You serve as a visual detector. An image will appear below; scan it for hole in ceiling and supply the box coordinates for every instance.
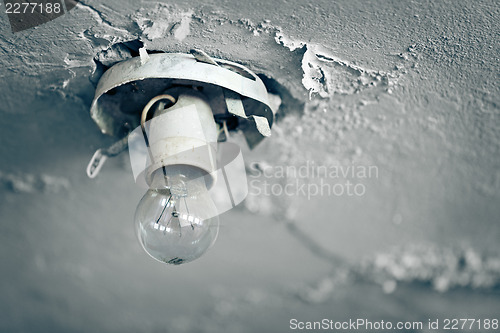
[257,74,304,121]
[90,40,304,137]
[91,39,166,86]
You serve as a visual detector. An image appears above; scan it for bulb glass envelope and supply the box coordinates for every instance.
[90,52,274,148]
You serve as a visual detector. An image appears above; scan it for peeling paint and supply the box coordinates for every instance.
[64,53,94,69]
[361,244,500,293]
[273,30,399,98]
[0,171,70,194]
[295,244,500,304]
[173,14,192,41]
[75,1,130,37]
[134,5,193,42]
[94,43,133,67]
[274,29,305,51]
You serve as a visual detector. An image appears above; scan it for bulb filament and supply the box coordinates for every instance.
[153,193,198,237]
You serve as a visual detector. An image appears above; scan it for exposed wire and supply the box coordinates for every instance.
[222,120,230,141]
[140,94,177,148]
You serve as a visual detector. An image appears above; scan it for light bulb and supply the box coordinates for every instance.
[134,167,219,265]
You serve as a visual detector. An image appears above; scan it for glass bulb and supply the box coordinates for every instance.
[134,168,219,265]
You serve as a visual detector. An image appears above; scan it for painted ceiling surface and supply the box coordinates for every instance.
[0,0,499,332]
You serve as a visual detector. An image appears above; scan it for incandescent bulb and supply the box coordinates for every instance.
[134,167,219,265]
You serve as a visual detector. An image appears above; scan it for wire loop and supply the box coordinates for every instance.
[140,94,177,147]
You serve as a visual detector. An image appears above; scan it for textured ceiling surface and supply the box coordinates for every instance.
[0,0,499,332]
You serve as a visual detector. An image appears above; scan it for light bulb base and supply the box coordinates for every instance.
[144,88,218,189]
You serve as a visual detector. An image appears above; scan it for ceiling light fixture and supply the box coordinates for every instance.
[86,49,274,265]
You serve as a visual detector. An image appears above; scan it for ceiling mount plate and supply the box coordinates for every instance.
[90,51,274,148]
